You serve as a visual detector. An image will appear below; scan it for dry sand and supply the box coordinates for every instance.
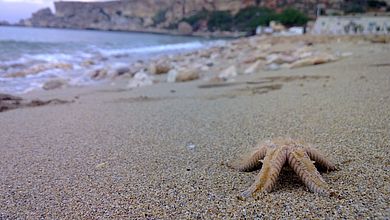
[0,37,389,219]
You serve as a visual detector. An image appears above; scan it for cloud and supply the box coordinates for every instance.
[0,1,51,22]
[0,0,107,2]
[0,0,109,22]
[0,0,50,3]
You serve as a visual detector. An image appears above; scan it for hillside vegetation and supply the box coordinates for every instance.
[181,7,309,33]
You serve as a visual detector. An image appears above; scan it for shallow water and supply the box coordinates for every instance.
[0,26,219,93]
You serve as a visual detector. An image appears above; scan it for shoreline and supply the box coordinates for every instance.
[0,26,228,94]
[2,33,389,95]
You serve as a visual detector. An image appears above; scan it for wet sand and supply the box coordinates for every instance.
[0,37,389,219]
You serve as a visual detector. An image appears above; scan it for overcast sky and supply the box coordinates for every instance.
[0,0,107,23]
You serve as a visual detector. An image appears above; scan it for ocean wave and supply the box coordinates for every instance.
[97,40,224,57]
[0,40,62,45]
[0,52,91,72]
[0,38,225,94]
[23,53,77,63]
[0,40,224,66]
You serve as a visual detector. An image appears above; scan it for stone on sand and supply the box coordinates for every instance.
[289,53,337,69]
[114,66,130,76]
[81,60,95,67]
[5,63,73,78]
[42,79,67,90]
[218,65,237,79]
[244,60,264,74]
[149,62,171,75]
[174,69,200,82]
[266,54,297,64]
[90,68,108,80]
[243,52,268,64]
[127,71,154,88]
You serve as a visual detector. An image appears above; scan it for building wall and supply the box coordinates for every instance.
[312,16,390,35]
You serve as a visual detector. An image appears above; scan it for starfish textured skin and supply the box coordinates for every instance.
[232,138,336,200]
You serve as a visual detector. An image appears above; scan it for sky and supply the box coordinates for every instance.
[0,0,106,23]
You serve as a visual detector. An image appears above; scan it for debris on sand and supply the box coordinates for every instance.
[0,93,72,113]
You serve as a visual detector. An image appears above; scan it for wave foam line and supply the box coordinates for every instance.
[98,40,225,57]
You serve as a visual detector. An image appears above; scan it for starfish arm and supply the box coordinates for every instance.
[238,146,287,200]
[287,147,331,196]
[230,145,268,172]
[304,146,336,171]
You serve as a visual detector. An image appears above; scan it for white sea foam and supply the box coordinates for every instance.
[0,57,31,67]
[98,41,223,57]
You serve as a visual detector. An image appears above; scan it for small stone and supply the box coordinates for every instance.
[174,69,200,82]
[167,69,178,83]
[186,142,196,150]
[53,63,73,70]
[289,53,337,69]
[115,66,130,76]
[42,79,67,90]
[267,63,280,71]
[127,71,154,88]
[218,65,237,79]
[243,53,268,64]
[149,62,171,75]
[81,59,95,67]
[90,68,108,80]
[244,60,264,74]
[95,162,107,169]
[5,63,72,78]
[266,54,296,65]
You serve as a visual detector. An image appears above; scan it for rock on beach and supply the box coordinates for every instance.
[218,65,238,80]
[149,62,171,75]
[127,71,154,88]
[244,60,264,74]
[90,68,108,80]
[42,79,68,90]
[166,67,200,82]
[5,63,73,78]
[289,53,338,69]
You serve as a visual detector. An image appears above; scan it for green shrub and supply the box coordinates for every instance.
[166,22,178,30]
[153,10,167,26]
[179,6,311,32]
[329,11,342,16]
[234,6,276,32]
[367,0,387,8]
[182,9,209,30]
[275,8,309,27]
[344,3,366,14]
[207,11,233,31]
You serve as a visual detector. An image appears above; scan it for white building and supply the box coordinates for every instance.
[312,16,390,35]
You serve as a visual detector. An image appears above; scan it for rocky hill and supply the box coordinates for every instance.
[21,0,344,35]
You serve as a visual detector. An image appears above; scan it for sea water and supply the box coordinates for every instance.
[0,26,220,93]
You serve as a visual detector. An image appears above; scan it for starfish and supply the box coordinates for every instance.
[231,138,336,200]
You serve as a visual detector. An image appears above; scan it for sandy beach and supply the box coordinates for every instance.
[0,35,389,219]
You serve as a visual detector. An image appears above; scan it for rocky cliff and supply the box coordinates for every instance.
[22,0,344,34]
